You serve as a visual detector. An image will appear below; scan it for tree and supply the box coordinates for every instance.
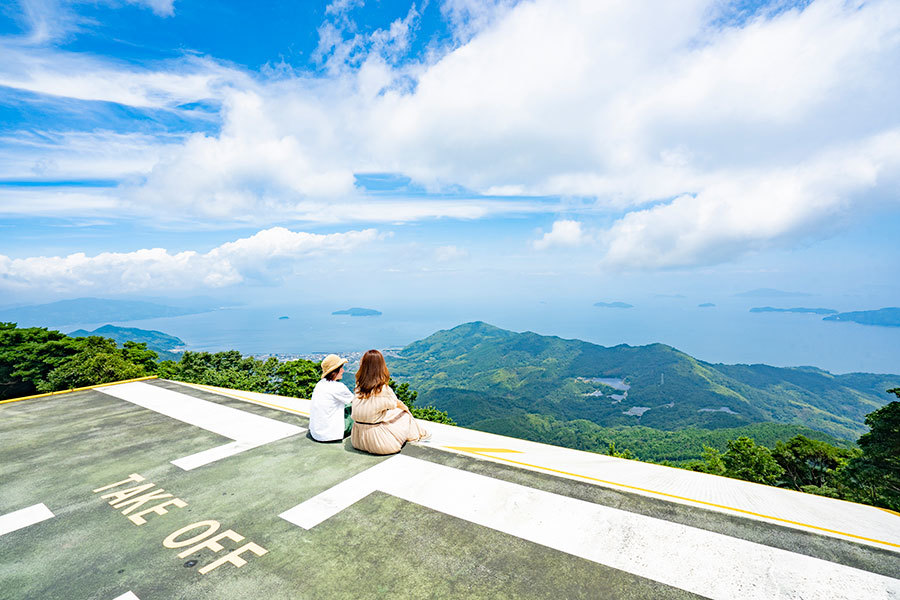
[121,341,159,374]
[41,336,146,391]
[390,379,456,425]
[722,436,785,485]
[275,359,320,399]
[606,441,633,459]
[841,390,900,510]
[772,434,856,490]
[0,323,81,399]
[689,444,727,475]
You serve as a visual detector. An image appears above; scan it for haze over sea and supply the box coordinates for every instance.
[59,297,900,375]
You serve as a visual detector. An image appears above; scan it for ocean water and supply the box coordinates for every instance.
[60,298,900,375]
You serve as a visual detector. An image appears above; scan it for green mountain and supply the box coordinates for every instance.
[68,324,185,361]
[389,322,899,442]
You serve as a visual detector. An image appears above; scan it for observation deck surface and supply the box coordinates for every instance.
[1,378,898,599]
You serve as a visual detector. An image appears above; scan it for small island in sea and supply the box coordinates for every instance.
[278,316,290,320]
[698,302,716,308]
[332,307,382,317]
[824,307,900,327]
[750,307,837,315]
[594,301,633,309]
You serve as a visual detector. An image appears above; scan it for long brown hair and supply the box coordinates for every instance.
[355,349,390,398]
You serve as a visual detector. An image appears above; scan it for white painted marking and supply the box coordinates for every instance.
[112,592,140,600]
[96,382,305,470]
[423,421,900,550]
[0,503,54,536]
[280,455,900,600]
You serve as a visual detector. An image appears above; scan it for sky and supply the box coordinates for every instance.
[1,0,899,311]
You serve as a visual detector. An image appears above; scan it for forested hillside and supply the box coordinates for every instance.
[389,322,899,441]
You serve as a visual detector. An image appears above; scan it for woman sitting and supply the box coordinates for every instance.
[351,349,429,455]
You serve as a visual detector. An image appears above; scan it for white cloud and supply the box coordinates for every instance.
[0,227,379,293]
[0,45,242,108]
[533,220,589,250]
[127,0,175,18]
[434,245,469,261]
[2,0,900,268]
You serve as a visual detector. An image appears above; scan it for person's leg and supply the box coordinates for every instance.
[343,405,353,438]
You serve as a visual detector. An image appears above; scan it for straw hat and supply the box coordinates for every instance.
[321,354,348,377]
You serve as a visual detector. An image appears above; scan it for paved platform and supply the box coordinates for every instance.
[1,379,898,599]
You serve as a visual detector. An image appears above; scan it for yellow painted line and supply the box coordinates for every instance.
[877,507,900,518]
[179,382,310,417]
[445,446,524,454]
[446,447,900,550]
[0,376,159,405]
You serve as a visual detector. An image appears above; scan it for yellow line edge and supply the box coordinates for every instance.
[451,448,900,550]
[0,375,159,405]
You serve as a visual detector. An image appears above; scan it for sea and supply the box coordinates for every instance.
[56,297,900,375]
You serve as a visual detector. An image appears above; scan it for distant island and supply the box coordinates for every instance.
[332,307,382,317]
[824,307,900,328]
[68,324,185,361]
[278,316,290,320]
[594,301,633,309]
[750,307,837,315]
[735,288,812,298]
[698,303,716,308]
[0,297,215,327]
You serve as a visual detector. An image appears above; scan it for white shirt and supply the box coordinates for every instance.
[309,379,355,441]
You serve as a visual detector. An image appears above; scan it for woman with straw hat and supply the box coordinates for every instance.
[351,349,429,455]
[309,354,354,443]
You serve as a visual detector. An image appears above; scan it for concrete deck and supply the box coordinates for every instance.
[1,379,898,599]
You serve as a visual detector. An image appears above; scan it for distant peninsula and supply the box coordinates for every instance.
[698,303,716,308]
[594,302,633,309]
[68,324,185,361]
[332,307,382,317]
[824,307,900,328]
[750,307,837,315]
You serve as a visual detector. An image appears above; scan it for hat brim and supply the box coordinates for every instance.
[322,358,349,376]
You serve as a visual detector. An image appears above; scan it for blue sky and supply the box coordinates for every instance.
[1,0,899,310]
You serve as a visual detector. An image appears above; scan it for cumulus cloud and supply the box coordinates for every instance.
[0,227,379,293]
[2,0,900,267]
[533,220,589,250]
[599,130,900,268]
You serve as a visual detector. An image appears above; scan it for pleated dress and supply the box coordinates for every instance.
[350,385,428,455]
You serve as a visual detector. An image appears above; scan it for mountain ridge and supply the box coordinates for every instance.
[389,321,899,441]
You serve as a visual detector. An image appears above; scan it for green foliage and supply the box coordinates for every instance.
[690,445,726,475]
[390,322,899,440]
[42,336,146,391]
[275,360,320,399]
[606,441,632,459]
[159,350,321,398]
[0,322,81,399]
[840,390,900,510]
[722,437,785,485]
[772,434,857,490]
[389,379,456,425]
[0,324,152,397]
[121,341,160,373]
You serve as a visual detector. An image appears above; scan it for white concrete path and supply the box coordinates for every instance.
[279,454,899,600]
[96,382,305,470]
[172,381,900,551]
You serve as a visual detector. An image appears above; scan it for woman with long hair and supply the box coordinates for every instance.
[351,349,430,454]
